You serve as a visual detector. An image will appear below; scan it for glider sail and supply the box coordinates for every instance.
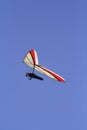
[35,65,65,82]
[23,49,39,68]
[23,50,65,82]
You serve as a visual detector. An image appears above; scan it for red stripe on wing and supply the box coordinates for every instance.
[29,50,36,65]
[37,65,65,82]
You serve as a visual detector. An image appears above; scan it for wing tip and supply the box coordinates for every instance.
[58,78,66,82]
[62,79,66,82]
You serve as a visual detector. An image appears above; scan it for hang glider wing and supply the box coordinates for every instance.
[35,65,65,82]
[23,49,39,68]
[23,50,65,82]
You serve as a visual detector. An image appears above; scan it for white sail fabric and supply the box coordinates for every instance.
[23,49,39,68]
[35,65,65,82]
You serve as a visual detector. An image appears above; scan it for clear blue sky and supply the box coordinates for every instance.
[0,0,87,129]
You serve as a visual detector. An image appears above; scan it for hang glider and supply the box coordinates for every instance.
[23,49,65,82]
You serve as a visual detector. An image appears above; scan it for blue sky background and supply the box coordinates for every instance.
[0,0,87,129]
